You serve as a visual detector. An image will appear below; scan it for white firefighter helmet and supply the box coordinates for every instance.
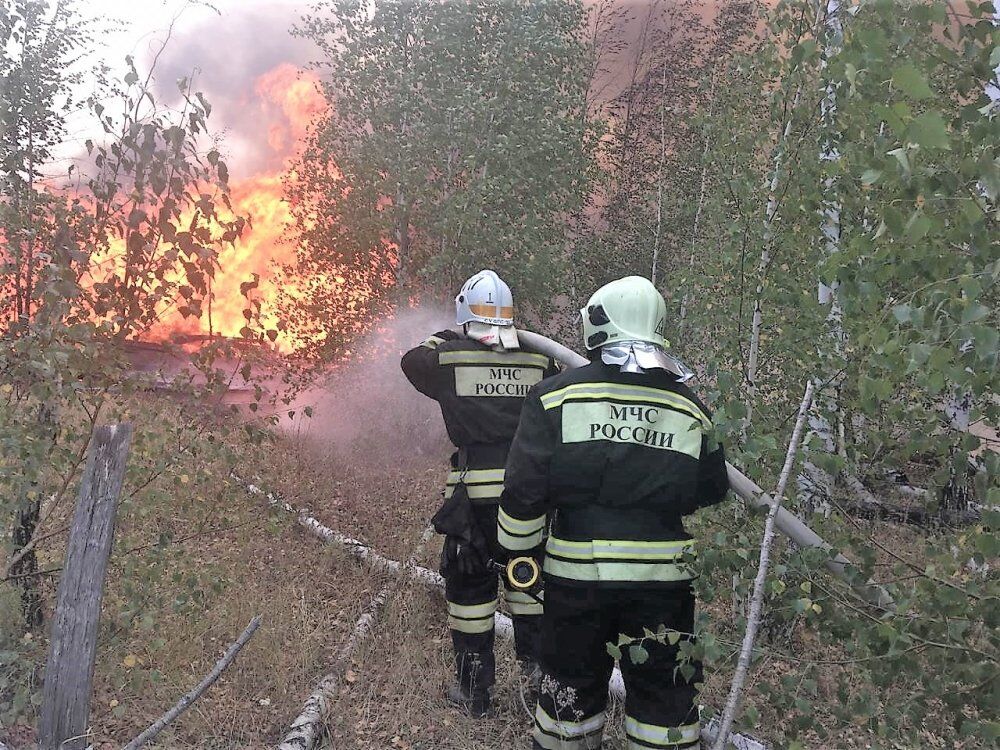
[456,270,514,327]
[581,276,667,350]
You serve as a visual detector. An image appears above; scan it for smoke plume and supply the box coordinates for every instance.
[281,307,454,472]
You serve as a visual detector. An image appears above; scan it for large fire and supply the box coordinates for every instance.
[152,63,330,349]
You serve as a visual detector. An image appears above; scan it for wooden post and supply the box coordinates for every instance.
[38,423,133,750]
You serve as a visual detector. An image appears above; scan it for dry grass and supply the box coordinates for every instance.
[2,396,985,749]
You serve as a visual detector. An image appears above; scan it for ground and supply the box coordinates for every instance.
[0,396,989,749]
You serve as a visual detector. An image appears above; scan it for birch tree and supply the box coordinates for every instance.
[283,0,593,362]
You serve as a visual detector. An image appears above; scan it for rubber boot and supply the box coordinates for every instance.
[445,682,491,718]
[519,658,542,695]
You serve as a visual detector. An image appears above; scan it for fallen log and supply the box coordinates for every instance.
[840,473,981,526]
[235,476,766,749]
[517,329,893,608]
[236,476,443,587]
[277,586,392,750]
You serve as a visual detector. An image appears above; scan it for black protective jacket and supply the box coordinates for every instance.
[400,330,560,495]
[498,360,730,588]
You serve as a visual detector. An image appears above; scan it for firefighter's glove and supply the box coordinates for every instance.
[432,483,490,577]
[434,329,463,342]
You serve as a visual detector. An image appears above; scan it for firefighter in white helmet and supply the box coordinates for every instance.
[499,276,730,749]
[401,270,559,716]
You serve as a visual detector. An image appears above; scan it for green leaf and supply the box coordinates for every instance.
[908,112,950,150]
[904,211,931,241]
[971,325,998,360]
[861,168,882,185]
[961,303,990,324]
[628,644,649,665]
[887,147,911,176]
[892,64,934,100]
[605,643,622,660]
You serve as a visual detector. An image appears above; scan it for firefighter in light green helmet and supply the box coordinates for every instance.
[499,276,730,750]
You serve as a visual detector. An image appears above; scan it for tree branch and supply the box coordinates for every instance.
[712,380,815,750]
[121,616,261,750]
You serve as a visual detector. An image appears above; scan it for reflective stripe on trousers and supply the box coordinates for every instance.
[533,705,605,750]
[447,598,497,634]
[625,716,701,749]
[505,588,543,616]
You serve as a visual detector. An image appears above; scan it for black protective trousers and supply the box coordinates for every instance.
[533,582,702,750]
[443,503,542,696]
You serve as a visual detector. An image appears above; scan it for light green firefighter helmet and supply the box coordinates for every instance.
[580,276,668,351]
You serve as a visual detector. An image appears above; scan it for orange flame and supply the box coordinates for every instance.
[149,64,329,350]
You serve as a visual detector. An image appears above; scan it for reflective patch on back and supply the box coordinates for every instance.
[455,366,544,398]
[561,401,702,457]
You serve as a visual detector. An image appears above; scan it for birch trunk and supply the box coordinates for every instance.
[649,63,669,286]
[276,526,435,750]
[743,86,803,437]
[123,617,261,750]
[678,73,716,331]
[711,382,815,750]
[797,0,845,516]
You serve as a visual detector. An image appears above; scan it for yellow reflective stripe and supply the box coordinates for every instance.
[539,383,709,427]
[498,525,544,551]
[546,537,695,561]
[534,729,600,750]
[445,484,503,500]
[625,717,701,746]
[534,706,605,749]
[420,335,446,349]
[536,705,606,738]
[506,599,543,616]
[506,587,543,615]
[543,557,695,583]
[469,303,514,318]
[447,469,506,485]
[440,351,550,368]
[498,507,546,534]
[505,589,543,604]
[448,615,495,634]
[447,598,498,619]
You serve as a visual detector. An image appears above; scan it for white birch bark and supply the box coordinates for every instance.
[797,0,846,516]
[743,86,803,436]
[711,382,815,750]
[276,527,436,750]
[650,63,670,286]
[123,617,262,750]
[678,73,717,329]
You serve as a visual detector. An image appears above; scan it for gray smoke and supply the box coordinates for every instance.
[143,1,318,175]
[281,307,453,472]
